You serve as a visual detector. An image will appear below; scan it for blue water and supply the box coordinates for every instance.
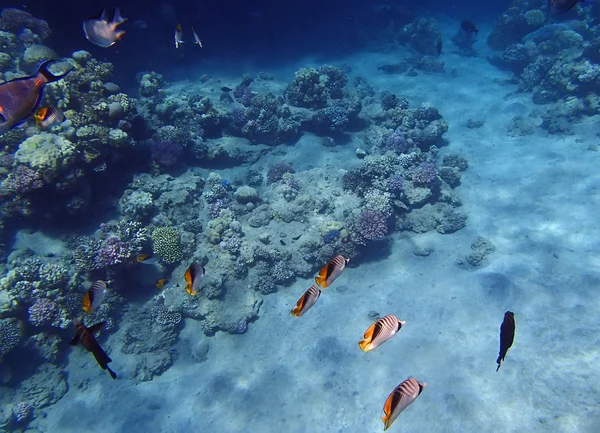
[1,1,600,432]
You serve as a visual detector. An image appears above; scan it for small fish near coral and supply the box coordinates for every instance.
[34,106,65,129]
[0,60,71,136]
[83,8,128,48]
[496,311,515,371]
[137,253,159,265]
[70,319,117,379]
[382,378,426,431]
[291,285,321,317]
[314,255,350,288]
[358,314,405,352]
[82,280,109,314]
[460,20,478,33]
[184,261,205,296]
[156,278,169,289]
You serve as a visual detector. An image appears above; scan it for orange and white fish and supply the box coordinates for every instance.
[0,60,71,136]
[175,23,184,48]
[137,253,158,265]
[82,280,108,314]
[382,378,426,431]
[83,8,128,48]
[359,314,405,352]
[192,26,203,47]
[314,255,349,288]
[184,261,205,296]
[70,319,117,379]
[34,106,64,129]
[291,285,321,317]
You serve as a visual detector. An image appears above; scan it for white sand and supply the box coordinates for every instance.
[39,26,600,433]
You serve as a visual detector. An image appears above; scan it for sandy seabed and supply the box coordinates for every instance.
[38,25,600,433]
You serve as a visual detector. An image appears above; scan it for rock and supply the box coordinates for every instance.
[72,50,91,64]
[356,148,367,159]
[234,186,259,204]
[108,101,125,121]
[23,44,57,68]
[103,82,120,94]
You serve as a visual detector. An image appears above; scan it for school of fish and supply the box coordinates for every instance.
[290,254,516,430]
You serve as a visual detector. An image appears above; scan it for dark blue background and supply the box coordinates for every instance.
[4,0,511,85]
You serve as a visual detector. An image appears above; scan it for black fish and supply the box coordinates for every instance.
[0,60,71,136]
[70,319,117,379]
[496,311,515,372]
[460,20,478,33]
[221,86,232,92]
[280,239,286,246]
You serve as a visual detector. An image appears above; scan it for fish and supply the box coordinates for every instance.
[137,253,158,265]
[280,239,286,246]
[175,23,184,48]
[33,106,64,129]
[83,8,128,48]
[69,319,117,379]
[549,0,596,13]
[192,26,203,47]
[436,33,443,55]
[382,378,426,431]
[314,255,350,288]
[460,20,478,33]
[221,86,232,92]
[291,285,321,317]
[184,261,205,296]
[358,314,405,352]
[496,311,515,371]
[0,60,71,136]
[82,280,108,314]
[156,278,168,289]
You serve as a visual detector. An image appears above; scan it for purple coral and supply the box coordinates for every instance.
[382,131,410,154]
[28,298,60,328]
[411,162,439,186]
[2,165,44,195]
[267,162,295,184]
[386,174,404,194]
[93,236,128,268]
[208,197,231,219]
[355,210,390,241]
[150,140,183,167]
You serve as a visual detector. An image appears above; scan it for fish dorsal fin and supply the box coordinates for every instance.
[88,322,106,335]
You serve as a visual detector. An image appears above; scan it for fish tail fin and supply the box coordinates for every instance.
[114,8,128,24]
[496,364,501,372]
[38,60,72,84]
[314,275,325,287]
[107,366,118,379]
[69,335,80,346]
[358,340,370,352]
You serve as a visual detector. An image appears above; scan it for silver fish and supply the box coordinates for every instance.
[83,8,128,48]
[175,23,184,48]
[192,26,203,47]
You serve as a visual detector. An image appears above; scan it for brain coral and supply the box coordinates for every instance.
[152,226,183,264]
[15,133,76,182]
